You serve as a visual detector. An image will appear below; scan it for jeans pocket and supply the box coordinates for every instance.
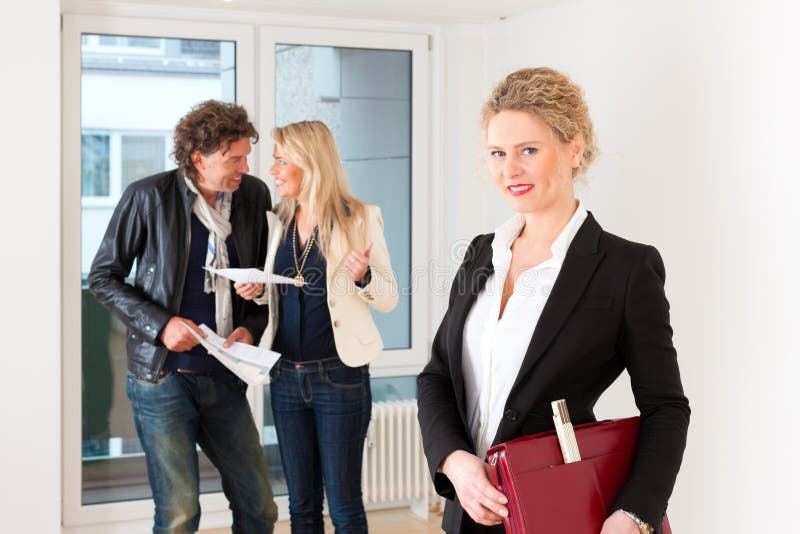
[324,365,366,390]
[129,369,176,388]
[156,370,177,385]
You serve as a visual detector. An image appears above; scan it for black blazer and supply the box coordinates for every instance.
[417,212,689,534]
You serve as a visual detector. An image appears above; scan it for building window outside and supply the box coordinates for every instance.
[81,132,170,201]
[81,134,110,197]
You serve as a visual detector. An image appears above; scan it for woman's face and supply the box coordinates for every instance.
[486,110,581,216]
[269,146,305,200]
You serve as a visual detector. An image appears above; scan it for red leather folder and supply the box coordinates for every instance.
[487,417,671,534]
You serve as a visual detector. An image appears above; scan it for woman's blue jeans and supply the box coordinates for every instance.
[269,357,372,534]
[126,370,278,534]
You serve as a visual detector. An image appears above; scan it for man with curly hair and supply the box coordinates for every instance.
[89,100,278,533]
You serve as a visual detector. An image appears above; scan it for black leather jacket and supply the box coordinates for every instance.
[88,170,271,382]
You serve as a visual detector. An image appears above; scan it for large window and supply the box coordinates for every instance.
[63,16,255,527]
[274,44,412,350]
[80,32,236,506]
[260,27,430,379]
[64,16,429,530]
[257,26,430,502]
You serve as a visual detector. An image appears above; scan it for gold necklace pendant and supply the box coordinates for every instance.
[291,211,317,288]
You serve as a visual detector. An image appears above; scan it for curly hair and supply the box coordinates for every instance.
[173,100,259,181]
[481,67,597,178]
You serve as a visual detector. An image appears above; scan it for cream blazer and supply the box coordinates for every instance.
[257,205,398,367]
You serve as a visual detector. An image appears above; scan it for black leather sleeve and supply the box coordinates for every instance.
[612,245,690,529]
[87,186,172,344]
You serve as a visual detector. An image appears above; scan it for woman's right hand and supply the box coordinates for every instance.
[234,282,265,301]
[440,450,509,526]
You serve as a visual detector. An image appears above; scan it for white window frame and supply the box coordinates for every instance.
[81,34,168,56]
[259,26,431,381]
[64,13,435,532]
[62,14,256,529]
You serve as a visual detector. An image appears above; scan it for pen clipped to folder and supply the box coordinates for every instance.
[551,399,582,464]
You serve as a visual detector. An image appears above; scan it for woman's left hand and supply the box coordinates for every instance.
[344,241,373,284]
[600,510,641,534]
[234,282,265,301]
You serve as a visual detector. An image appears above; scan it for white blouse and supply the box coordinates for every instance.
[461,203,588,458]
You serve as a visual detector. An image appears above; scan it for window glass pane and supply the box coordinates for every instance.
[266,44,413,497]
[81,134,110,196]
[80,33,237,505]
[120,135,167,191]
[274,45,412,350]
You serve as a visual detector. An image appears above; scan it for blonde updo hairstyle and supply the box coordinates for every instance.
[481,67,597,179]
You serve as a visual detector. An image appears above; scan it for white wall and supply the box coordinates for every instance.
[482,0,800,531]
[0,0,62,531]
[433,24,491,322]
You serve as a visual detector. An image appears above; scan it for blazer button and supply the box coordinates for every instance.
[504,409,518,422]
[333,320,340,328]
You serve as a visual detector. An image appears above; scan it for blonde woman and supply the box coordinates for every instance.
[417,68,689,534]
[236,120,397,534]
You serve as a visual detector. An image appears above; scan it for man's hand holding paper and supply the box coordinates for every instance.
[161,316,206,352]
[180,321,280,385]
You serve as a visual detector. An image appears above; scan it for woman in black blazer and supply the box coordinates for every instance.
[417,67,689,534]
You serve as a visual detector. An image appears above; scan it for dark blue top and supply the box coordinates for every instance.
[164,214,239,372]
[272,226,338,362]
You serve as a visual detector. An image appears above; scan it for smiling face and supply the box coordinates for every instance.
[269,146,305,200]
[486,110,583,216]
[192,136,251,202]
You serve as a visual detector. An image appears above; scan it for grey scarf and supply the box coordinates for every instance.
[184,177,233,337]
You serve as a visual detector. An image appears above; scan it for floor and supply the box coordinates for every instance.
[200,507,443,533]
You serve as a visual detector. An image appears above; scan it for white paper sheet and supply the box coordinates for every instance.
[204,267,302,286]
[180,322,281,385]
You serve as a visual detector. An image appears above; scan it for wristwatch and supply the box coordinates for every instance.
[620,510,654,534]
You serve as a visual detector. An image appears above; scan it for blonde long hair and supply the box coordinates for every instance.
[273,120,366,259]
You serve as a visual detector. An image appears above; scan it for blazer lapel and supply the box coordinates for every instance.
[447,236,494,423]
[508,212,605,395]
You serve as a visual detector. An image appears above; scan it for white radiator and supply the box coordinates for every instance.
[362,400,436,518]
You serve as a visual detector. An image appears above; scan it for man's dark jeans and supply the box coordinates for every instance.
[126,370,278,534]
